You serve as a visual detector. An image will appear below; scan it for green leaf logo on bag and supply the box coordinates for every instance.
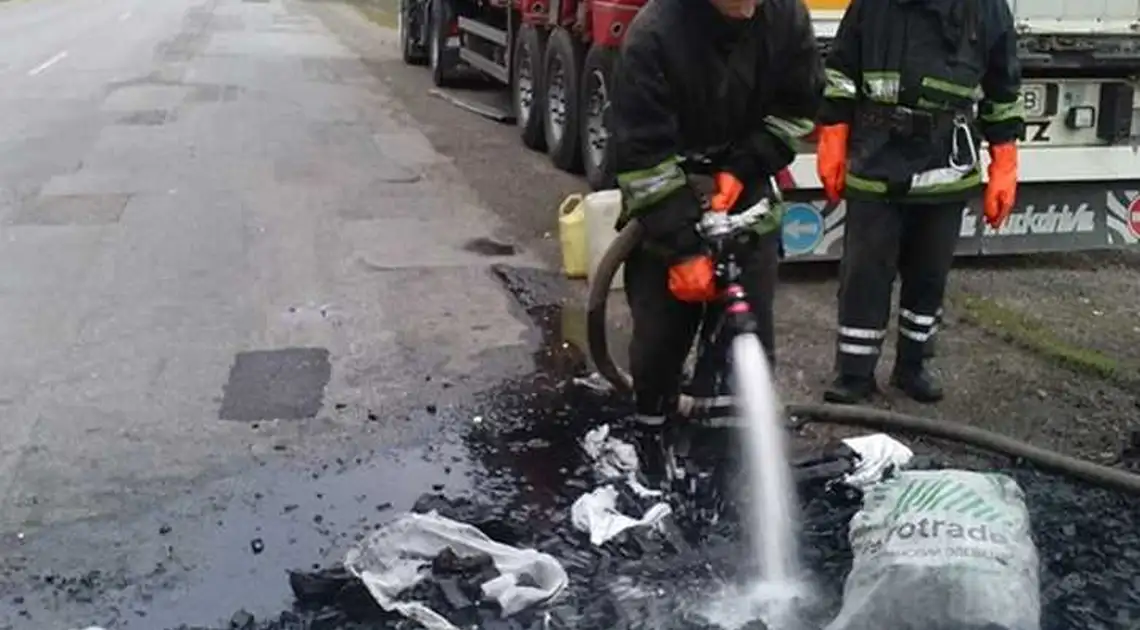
[849,470,1035,557]
[889,478,1012,524]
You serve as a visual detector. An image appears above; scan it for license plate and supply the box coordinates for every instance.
[1020,84,1047,119]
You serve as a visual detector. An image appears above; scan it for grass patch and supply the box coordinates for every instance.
[951,290,1136,384]
[348,0,398,29]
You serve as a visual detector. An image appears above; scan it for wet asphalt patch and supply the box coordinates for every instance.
[9,193,132,226]
[115,110,174,126]
[219,347,332,421]
[190,343,1140,630]
[463,238,517,257]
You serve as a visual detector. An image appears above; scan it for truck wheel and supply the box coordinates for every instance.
[399,0,428,65]
[429,0,457,87]
[542,28,584,173]
[580,45,616,190]
[513,25,547,151]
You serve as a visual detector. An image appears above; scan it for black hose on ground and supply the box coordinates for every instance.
[586,220,641,396]
[585,218,1140,496]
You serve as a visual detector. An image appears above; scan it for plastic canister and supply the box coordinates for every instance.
[558,193,587,279]
[584,189,624,290]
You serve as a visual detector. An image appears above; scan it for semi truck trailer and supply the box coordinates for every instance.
[396,0,1140,261]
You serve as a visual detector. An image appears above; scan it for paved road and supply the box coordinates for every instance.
[0,0,546,621]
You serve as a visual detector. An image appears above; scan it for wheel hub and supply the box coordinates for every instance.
[547,59,566,145]
[430,17,439,69]
[398,2,407,49]
[585,68,609,169]
[516,48,533,126]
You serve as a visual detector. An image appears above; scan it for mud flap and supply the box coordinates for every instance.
[428,88,514,123]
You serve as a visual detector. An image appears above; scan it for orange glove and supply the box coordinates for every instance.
[668,256,717,302]
[710,172,744,213]
[816,124,849,203]
[984,143,1018,229]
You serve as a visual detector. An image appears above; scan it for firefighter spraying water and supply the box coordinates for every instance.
[585,177,1140,630]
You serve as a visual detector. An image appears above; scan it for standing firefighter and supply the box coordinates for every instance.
[609,0,824,426]
[817,0,1023,404]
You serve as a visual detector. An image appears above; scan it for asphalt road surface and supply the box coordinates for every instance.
[1,0,1138,628]
[0,0,552,626]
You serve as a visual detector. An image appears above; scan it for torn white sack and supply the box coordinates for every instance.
[840,433,914,489]
[344,511,568,630]
[572,371,614,394]
[581,424,661,498]
[570,485,672,546]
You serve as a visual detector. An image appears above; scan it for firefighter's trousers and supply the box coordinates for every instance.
[623,232,779,421]
[835,199,961,377]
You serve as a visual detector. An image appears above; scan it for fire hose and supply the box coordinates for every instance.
[585,217,1140,496]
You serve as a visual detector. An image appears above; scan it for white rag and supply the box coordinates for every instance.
[570,485,673,546]
[345,511,568,630]
[581,425,662,498]
[840,433,914,489]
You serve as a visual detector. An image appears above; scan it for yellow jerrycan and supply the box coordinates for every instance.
[558,193,588,279]
[584,189,624,290]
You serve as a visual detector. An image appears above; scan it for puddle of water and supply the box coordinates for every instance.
[113,438,475,630]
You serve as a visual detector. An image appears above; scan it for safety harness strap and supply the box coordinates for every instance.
[846,168,982,197]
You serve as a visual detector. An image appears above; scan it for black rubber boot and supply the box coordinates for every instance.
[823,374,877,404]
[890,364,944,403]
[923,335,937,359]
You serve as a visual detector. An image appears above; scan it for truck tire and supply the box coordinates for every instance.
[513,25,547,151]
[399,0,428,65]
[542,28,584,173]
[429,0,457,87]
[580,45,616,190]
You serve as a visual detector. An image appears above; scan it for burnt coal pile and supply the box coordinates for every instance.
[186,369,1140,630]
[195,453,1140,630]
[195,437,1140,630]
[1011,467,1140,629]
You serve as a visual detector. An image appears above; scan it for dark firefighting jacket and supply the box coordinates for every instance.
[818,0,1024,203]
[608,0,825,254]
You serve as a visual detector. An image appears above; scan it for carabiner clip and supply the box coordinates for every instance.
[948,114,979,173]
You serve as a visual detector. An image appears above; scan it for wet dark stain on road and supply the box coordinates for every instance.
[463,238,517,257]
[219,348,333,422]
[3,266,1139,630]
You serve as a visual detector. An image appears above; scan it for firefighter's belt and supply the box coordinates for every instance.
[856,102,969,139]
